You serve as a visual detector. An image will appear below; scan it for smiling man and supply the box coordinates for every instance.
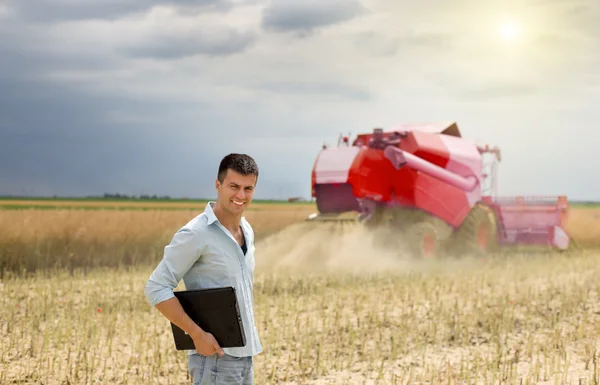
[144,153,262,385]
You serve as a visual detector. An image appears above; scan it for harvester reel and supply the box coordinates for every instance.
[449,203,498,257]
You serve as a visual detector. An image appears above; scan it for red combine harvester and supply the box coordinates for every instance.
[308,123,570,258]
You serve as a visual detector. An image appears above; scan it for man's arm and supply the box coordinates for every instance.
[144,227,224,356]
[155,297,202,336]
[155,298,224,356]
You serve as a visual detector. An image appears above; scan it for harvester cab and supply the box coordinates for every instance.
[308,122,570,258]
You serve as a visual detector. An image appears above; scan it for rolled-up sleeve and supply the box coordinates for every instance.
[144,227,202,307]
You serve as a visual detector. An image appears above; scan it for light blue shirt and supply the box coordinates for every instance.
[144,201,263,357]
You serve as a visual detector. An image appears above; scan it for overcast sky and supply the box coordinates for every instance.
[1,0,598,200]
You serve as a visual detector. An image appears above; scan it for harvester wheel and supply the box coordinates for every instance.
[405,221,444,259]
[365,207,453,258]
[450,204,498,257]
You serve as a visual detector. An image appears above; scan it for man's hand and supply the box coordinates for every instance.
[191,330,225,357]
[154,297,225,357]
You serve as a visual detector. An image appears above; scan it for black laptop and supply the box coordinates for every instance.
[170,286,246,350]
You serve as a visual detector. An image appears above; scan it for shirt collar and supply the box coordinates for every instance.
[204,201,219,225]
[204,201,246,227]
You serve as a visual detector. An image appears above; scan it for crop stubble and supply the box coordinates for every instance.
[1,203,600,384]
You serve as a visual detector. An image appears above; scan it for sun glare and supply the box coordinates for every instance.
[498,20,520,41]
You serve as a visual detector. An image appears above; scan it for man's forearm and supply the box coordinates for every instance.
[155,297,205,339]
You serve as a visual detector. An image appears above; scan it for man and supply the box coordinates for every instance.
[144,153,262,385]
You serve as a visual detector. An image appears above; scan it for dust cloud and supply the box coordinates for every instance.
[254,220,418,276]
[253,219,510,278]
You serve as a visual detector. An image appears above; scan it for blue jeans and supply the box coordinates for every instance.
[188,353,254,385]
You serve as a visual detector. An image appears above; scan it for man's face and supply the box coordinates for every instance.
[215,169,257,214]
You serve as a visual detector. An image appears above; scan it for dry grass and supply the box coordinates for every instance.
[1,202,600,384]
[0,204,316,277]
[566,207,600,249]
[2,240,600,384]
[0,204,598,277]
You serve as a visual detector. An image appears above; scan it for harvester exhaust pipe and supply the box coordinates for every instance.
[383,146,479,192]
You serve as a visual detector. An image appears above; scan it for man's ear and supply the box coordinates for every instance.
[215,179,220,190]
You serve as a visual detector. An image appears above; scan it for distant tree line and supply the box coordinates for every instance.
[102,193,172,200]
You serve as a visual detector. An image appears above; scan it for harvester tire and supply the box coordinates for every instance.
[450,204,498,257]
[365,207,453,258]
[404,221,445,259]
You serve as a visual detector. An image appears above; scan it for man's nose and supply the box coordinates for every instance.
[235,189,246,199]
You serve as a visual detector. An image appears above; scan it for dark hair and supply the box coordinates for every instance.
[217,153,259,183]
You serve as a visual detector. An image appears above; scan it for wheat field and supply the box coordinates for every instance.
[1,203,600,384]
[0,203,316,277]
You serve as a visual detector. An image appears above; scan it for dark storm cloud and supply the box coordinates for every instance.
[0,86,137,196]
[8,0,235,22]
[261,0,366,34]
[0,20,227,197]
[0,32,308,198]
[1,42,120,84]
[0,3,265,197]
[0,76,234,197]
[0,76,325,198]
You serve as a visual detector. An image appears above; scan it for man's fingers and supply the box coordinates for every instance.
[213,343,225,357]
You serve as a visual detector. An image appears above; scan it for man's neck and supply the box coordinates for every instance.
[213,203,242,233]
